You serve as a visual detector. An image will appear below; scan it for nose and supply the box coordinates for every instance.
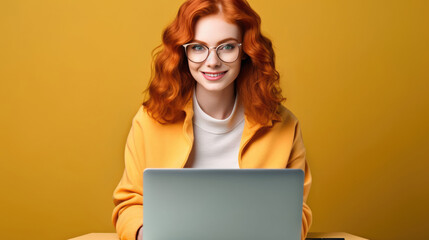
[205,49,221,68]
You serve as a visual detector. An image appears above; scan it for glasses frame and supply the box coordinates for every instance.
[182,42,243,63]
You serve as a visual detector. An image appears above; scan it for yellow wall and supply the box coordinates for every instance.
[0,0,428,239]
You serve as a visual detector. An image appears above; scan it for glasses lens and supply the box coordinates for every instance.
[185,44,208,63]
[185,43,241,63]
[217,43,240,63]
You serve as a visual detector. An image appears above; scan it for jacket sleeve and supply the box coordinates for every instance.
[286,121,312,240]
[112,108,146,240]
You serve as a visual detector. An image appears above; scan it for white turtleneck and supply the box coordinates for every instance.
[186,91,245,168]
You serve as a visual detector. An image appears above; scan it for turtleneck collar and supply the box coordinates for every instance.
[192,90,245,134]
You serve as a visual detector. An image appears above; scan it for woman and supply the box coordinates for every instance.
[112,0,312,239]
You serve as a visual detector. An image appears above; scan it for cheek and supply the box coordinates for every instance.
[188,61,199,72]
[229,61,242,76]
[188,61,200,80]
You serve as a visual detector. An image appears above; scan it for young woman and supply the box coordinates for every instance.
[112,0,312,239]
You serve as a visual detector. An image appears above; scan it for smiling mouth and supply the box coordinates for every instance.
[202,71,228,77]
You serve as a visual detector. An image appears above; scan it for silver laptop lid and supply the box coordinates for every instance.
[143,169,304,240]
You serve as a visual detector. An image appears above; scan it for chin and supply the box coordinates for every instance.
[198,81,234,93]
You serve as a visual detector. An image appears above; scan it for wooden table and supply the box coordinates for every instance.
[69,232,369,240]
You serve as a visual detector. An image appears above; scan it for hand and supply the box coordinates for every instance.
[136,226,143,240]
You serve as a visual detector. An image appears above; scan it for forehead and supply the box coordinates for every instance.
[193,14,242,45]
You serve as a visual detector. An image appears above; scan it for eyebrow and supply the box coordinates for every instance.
[192,38,240,45]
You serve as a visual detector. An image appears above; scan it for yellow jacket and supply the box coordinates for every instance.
[112,100,312,240]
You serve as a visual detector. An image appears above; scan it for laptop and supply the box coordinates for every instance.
[143,169,304,240]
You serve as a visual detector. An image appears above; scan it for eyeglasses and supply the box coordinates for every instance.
[182,42,242,63]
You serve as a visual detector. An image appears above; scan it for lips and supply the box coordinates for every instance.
[201,71,228,80]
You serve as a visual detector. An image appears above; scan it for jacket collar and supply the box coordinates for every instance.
[182,99,194,144]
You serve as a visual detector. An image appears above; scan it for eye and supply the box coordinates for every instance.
[191,44,205,51]
[219,43,236,51]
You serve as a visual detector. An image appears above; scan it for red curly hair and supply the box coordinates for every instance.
[143,0,284,124]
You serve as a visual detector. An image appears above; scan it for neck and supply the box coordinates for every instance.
[195,84,235,120]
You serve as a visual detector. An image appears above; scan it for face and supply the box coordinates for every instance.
[187,14,242,96]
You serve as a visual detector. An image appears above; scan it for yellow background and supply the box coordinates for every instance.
[1,0,428,239]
